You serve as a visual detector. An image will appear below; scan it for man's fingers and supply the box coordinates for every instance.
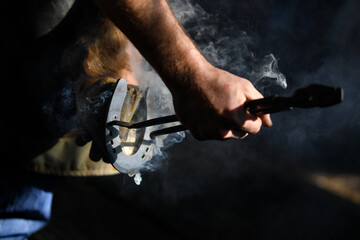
[260,114,273,127]
[242,117,262,135]
[243,84,273,129]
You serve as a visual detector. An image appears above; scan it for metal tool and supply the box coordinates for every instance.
[244,84,344,116]
[108,83,344,137]
[105,80,343,173]
[107,114,187,139]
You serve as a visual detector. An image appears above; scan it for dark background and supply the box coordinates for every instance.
[31,0,360,239]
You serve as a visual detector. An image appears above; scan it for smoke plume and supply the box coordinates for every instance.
[168,0,287,92]
[135,0,287,172]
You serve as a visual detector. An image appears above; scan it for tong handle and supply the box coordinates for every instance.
[244,84,343,116]
[149,125,187,138]
[108,84,343,137]
[244,96,293,116]
[149,96,283,137]
[107,115,179,128]
[107,114,185,138]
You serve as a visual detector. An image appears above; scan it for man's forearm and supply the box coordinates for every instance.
[95,0,210,93]
[95,0,272,140]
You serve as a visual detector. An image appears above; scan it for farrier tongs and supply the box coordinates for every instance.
[107,84,344,138]
[107,114,186,139]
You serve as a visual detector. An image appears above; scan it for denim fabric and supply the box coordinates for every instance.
[0,174,53,240]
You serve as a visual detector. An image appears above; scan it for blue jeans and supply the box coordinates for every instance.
[0,173,53,240]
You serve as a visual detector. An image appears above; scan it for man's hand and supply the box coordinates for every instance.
[172,64,272,140]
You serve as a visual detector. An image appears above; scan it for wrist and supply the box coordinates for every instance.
[161,46,214,95]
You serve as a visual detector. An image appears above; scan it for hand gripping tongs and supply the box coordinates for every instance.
[108,83,344,137]
[104,79,343,173]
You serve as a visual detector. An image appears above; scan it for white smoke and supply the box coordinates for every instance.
[128,0,288,172]
[78,89,113,114]
[128,45,187,172]
[251,54,287,89]
[168,0,287,92]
